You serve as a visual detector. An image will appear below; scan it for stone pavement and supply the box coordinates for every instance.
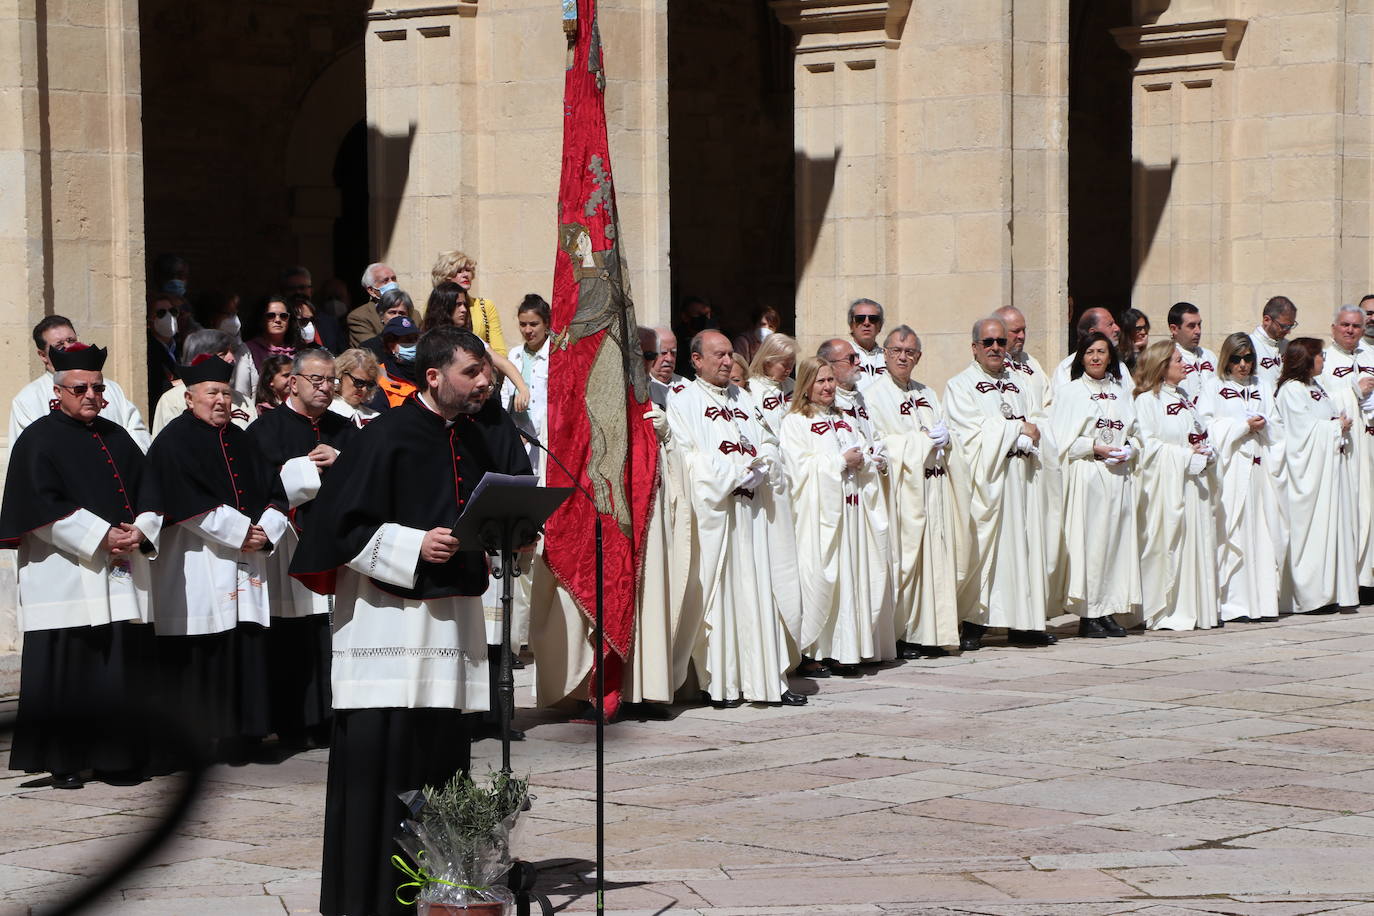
[9,611,1374,914]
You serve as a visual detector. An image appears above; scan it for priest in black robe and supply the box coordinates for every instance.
[138,355,290,765]
[0,344,159,787]
[246,348,355,750]
[290,326,532,916]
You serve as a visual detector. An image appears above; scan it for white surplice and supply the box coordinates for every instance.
[1006,351,1050,411]
[1175,344,1220,400]
[1134,384,1220,630]
[1201,376,1287,621]
[1318,342,1374,588]
[944,363,1051,630]
[1250,326,1285,390]
[1049,375,1142,619]
[1274,380,1360,612]
[624,404,692,704]
[751,376,795,436]
[667,378,790,702]
[854,341,887,391]
[331,523,489,710]
[781,407,889,664]
[9,375,151,452]
[149,505,290,635]
[15,508,161,632]
[864,375,963,649]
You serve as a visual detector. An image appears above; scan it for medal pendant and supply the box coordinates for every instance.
[999,402,1014,419]
[1098,428,1115,445]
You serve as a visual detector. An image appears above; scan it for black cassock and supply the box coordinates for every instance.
[0,412,153,777]
[139,412,289,761]
[290,395,531,916]
[245,404,356,746]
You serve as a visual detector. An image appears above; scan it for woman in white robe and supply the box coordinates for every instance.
[781,356,889,675]
[1049,331,1141,636]
[1202,332,1287,622]
[1133,340,1220,631]
[748,332,798,436]
[1273,337,1359,612]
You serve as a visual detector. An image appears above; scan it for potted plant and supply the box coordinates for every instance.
[393,770,530,915]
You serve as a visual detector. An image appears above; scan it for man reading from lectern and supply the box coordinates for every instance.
[290,326,532,916]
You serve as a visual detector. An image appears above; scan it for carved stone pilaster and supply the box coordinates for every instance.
[1111,18,1246,77]
[770,0,911,62]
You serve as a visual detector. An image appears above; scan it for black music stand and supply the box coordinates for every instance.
[453,476,571,916]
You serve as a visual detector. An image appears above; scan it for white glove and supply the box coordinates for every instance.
[1015,434,1034,453]
[927,422,951,449]
[1362,391,1374,415]
[644,404,669,440]
[1105,443,1134,465]
[1186,452,1209,476]
[738,467,768,492]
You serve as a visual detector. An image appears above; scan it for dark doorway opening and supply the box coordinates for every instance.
[333,120,371,310]
[139,0,367,300]
[1067,0,1135,346]
[666,0,796,342]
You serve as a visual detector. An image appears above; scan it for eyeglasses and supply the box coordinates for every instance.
[340,373,375,390]
[885,347,918,358]
[45,336,79,352]
[295,373,336,388]
[56,383,106,396]
[265,311,290,320]
[828,354,860,365]
[851,314,881,325]
[1273,320,1298,331]
[979,337,1009,348]
[1228,353,1255,363]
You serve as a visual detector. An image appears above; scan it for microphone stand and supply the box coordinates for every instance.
[520,431,606,915]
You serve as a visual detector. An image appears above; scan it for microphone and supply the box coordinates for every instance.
[518,429,595,504]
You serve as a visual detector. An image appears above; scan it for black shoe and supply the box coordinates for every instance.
[777,690,808,707]
[702,691,744,709]
[1078,617,1108,639]
[821,659,861,677]
[51,773,84,790]
[896,641,924,660]
[1100,615,1128,637]
[510,656,527,669]
[616,702,672,721]
[94,769,145,787]
[796,658,831,679]
[1007,629,1057,647]
[959,621,986,652]
[916,645,951,657]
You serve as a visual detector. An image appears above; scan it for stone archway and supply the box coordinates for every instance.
[284,44,367,288]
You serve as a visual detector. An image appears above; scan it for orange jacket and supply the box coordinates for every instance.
[376,366,417,408]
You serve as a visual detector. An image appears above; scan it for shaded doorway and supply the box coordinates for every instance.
[666,0,796,341]
[1067,0,1135,346]
[139,0,368,301]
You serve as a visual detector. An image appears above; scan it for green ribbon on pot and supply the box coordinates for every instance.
[392,854,486,906]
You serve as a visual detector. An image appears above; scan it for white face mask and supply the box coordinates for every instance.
[300,321,316,342]
[154,313,177,339]
[218,315,242,337]
[757,326,774,343]
[375,281,399,298]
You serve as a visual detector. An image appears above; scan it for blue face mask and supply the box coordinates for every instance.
[162,279,187,297]
[396,343,417,363]
[376,281,399,297]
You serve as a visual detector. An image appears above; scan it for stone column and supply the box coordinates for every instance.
[0,0,146,651]
[364,0,671,337]
[1112,12,1246,331]
[773,0,1069,385]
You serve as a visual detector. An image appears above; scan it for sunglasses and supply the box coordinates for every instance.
[979,337,1009,348]
[56,383,106,396]
[1228,353,1255,363]
[265,311,290,320]
[343,373,376,390]
[851,314,881,325]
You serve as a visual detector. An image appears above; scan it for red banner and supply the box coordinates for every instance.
[543,0,657,720]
